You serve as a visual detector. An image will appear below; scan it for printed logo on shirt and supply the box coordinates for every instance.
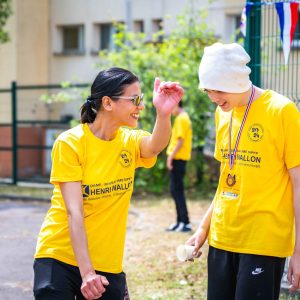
[81,177,133,200]
[82,185,90,198]
[220,148,262,168]
[251,267,264,275]
[119,150,133,167]
[248,124,264,142]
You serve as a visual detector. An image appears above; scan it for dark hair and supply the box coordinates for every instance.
[80,67,139,123]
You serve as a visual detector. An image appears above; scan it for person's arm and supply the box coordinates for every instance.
[140,78,184,158]
[287,165,300,292]
[60,182,109,300]
[167,138,183,170]
[186,200,214,257]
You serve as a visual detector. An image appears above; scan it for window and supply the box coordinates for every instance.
[235,15,244,41]
[100,23,116,50]
[61,25,84,54]
[152,19,163,42]
[134,20,144,33]
[224,14,243,42]
[152,19,163,33]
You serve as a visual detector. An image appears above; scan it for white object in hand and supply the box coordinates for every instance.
[176,244,195,261]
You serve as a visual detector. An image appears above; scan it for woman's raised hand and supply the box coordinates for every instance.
[153,77,184,116]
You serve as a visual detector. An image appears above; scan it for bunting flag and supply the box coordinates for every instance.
[240,4,251,37]
[275,2,299,65]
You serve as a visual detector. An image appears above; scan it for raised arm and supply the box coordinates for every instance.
[60,182,109,299]
[140,78,184,158]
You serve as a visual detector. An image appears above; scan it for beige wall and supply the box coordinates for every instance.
[0,0,17,89]
[16,0,49,84]
[0,0,50,123]
[208,0,245,42]
[0,0,49,85]
[48,0,243,84]
[49,0,193,84]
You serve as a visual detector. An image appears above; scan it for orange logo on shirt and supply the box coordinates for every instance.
[119,150,133,167]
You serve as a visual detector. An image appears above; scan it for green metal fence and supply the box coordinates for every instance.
[0,82,88,185]
[245,0,300,106]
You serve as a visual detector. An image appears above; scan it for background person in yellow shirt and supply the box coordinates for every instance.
[33,67,184,300]
[186,43,300,300]
[166,101,192,232]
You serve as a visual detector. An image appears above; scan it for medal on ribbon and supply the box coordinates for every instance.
[226,173,236,187]
[228,86,255,175]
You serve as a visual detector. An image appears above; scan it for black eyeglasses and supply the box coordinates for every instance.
[111,94,144,106]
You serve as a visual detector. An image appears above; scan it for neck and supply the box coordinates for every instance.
[177,107,184,115]
[89,114,119,141]
[238,87,254,107]
[238,85,265,107]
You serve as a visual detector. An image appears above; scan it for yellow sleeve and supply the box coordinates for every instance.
[133,130,157,169]
[50,139,83,184]
[174,117,184,139]
[282,102,300,169]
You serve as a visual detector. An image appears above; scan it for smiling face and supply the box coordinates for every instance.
[204,89,248,112]
[112,81,145,128]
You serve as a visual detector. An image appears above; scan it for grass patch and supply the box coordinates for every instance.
[125,196,210,300]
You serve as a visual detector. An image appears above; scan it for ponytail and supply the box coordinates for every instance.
[80,96,98,123]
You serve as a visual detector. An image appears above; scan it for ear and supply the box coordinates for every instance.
[102,96,113,111]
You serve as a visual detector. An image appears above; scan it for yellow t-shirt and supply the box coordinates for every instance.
[167,111,192,160]
[35,123,156,273]
[210,90,300,257]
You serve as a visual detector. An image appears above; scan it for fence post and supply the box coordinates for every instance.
[11,81,17,184]
[245,0,261,87]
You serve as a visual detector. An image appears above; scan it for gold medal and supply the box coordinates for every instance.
[226,173,236,187]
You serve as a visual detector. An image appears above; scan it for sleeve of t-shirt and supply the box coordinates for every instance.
[50,139,83,184]
[132,130,157,169]
[282,102,300,169]
[174,116,188,140]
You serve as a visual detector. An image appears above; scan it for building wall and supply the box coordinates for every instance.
[0,0,50,123]
[48,0,243,82]
[208,0,244,42]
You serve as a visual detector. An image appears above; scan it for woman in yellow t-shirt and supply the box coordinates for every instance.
[33,67,184,300]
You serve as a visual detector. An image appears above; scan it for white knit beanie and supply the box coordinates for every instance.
[198,43,252,93]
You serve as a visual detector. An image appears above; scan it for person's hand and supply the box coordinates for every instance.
[185,227,208,260]
[153,77,184,116]
[81,272,109,299]
[167,156,173,170]
[288,251,300,292]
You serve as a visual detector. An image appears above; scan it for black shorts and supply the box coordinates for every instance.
[33,258,130,300]
[207,246,286,300]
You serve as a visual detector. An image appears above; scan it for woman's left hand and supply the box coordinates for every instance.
[153,77,184,116]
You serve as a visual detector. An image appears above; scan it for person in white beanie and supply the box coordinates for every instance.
[186,42,300,300]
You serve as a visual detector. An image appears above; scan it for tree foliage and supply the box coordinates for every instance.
[97,11,218,193]
[0,0,12,43]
